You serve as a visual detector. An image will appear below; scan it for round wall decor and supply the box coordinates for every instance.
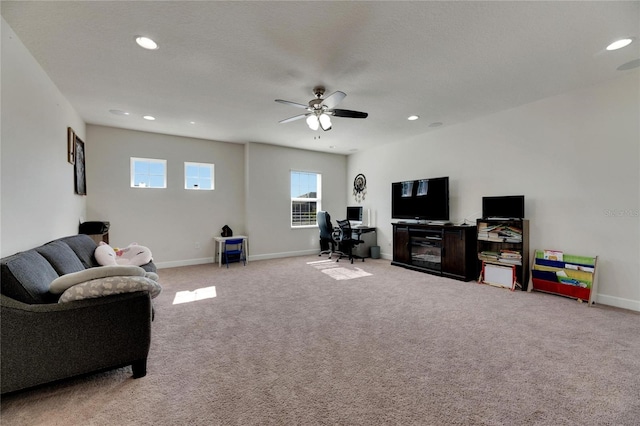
[353,173,367,202]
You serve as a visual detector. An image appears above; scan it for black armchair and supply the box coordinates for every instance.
[317,211,343,259]
[336,219,365,264]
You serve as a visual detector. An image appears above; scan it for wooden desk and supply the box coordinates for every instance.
[213,235,249,267]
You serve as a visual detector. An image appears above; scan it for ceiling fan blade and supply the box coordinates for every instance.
[279,113,309,124]
[275,99,308,109]
[331,109,368,119]
[322,91,346,109]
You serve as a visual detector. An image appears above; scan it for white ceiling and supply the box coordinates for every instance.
[2,1,639,155]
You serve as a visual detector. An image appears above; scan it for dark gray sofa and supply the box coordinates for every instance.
[1,234,157,394]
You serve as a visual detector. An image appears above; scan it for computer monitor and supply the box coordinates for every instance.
[346,206,363,225]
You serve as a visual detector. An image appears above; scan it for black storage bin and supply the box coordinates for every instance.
[79,221,110,235]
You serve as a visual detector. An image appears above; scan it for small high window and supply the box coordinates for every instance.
[131,157,166,188]
[185,162,214,190]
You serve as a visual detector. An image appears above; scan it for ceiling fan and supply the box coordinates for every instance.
[275,86,368,131]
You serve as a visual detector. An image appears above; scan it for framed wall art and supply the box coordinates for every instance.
[74,135,86,195]
[67,127,76,164]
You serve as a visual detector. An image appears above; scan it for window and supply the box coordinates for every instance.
[185,162,214,190]
[291,170,321,227]
[131,157,166,188]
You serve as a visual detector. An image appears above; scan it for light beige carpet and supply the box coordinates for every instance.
[1,256,639,425]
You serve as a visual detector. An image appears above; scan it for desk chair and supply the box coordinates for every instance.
[317,211,343,259]
[335,219,365,264]
[223,238,246,268]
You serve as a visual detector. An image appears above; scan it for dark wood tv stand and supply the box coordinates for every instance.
[392,222,477,281]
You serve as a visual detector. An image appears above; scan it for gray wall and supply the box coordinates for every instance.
[245,143,347,260]
[1,18,86,256]
[86,125,245,267]
[347,71,640,311]
[85,129,347,266]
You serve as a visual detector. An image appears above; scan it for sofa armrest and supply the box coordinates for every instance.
[1,292,152,394]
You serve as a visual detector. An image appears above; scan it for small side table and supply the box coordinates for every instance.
[86,232,109,245]
[213,235,249,267]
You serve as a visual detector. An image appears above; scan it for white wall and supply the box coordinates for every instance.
[1,18,86,257]
[86,125,245,267]
[245,143,347,260]
[347,72,640,311]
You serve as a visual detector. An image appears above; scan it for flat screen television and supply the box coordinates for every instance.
[391,177,449,221]
[346,206,363,224]
[482,195,525,219]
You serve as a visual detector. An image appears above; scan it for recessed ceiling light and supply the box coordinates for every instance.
[109,109,130,116]
[408,115,420,121]
[143,115,156,121]
[135,36,158,50]
[606,38,632,51]
[189,121,196,125]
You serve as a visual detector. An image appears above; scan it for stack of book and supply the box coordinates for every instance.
[498,249,522,265]
[478,250,500,262]
[477,222,523,243]
[478,250,522,265]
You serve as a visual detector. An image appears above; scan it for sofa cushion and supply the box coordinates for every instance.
[58,276,162,303]
[49,265,147,294]
[0,250,59,304]
[36,240,85,276]
[58,235,99,268]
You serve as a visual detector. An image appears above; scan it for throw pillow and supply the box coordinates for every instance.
[58,276,162,303]
[49,265,146,294]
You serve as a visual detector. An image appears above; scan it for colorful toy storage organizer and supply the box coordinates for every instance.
[531,250,598,305]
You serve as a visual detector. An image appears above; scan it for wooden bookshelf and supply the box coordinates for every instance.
[476,219,529,290]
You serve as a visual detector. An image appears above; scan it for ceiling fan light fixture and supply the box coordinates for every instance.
[306,115,319,131]
[606,38,632,51]
[319,113,332,131]
[277,86,367,130]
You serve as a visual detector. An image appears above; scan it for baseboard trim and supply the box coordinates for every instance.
[155,257,213,269]
[595,293,640,312]
[156,251,395,267]
[249,249,318,261]
[155,251,318,269]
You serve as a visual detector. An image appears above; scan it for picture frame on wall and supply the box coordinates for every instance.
[67,127,76,164]
[74,135,86,195]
